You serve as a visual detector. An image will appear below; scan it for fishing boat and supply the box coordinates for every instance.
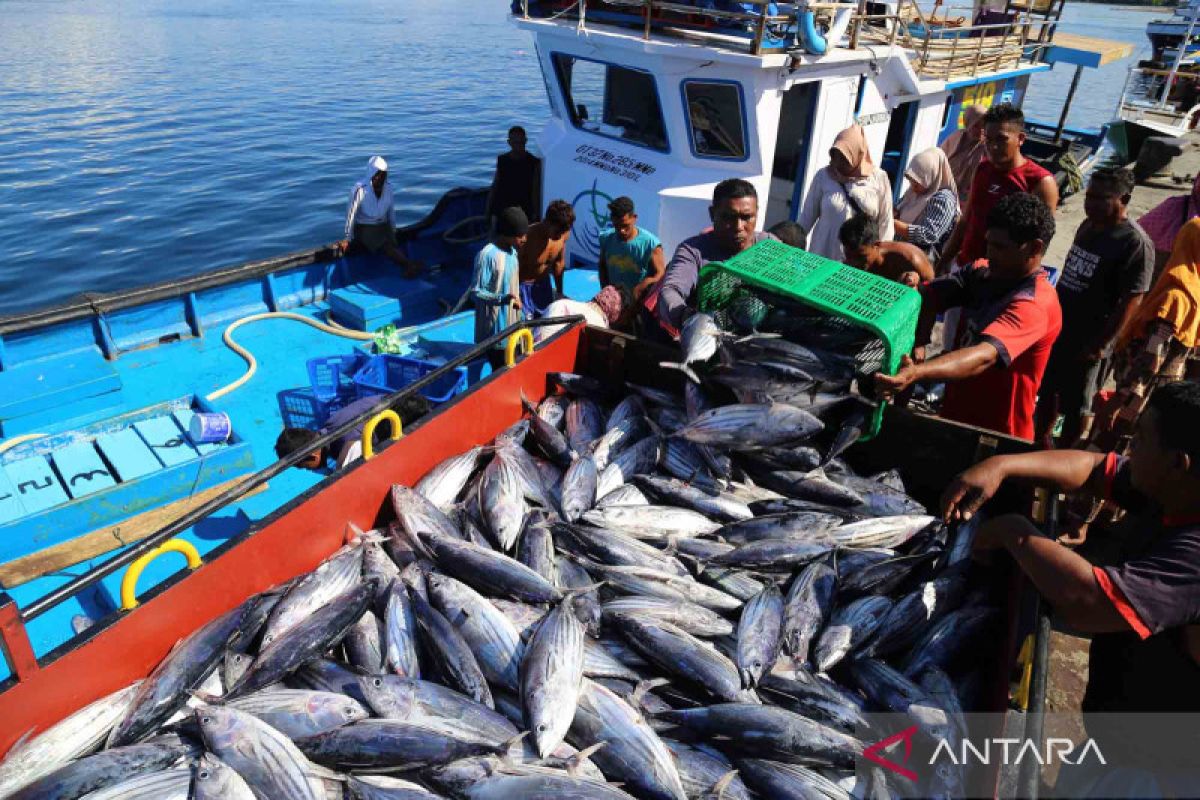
[1146,0,1200,62]
[1109,0,1200,161]
[0,0,1124,678]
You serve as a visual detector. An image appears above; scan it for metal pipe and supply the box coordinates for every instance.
[1053,63,1083,143]
[22,315,587,622]
[1160,0,1200,109]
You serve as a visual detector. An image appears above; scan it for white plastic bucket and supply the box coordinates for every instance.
[189,412,232,444]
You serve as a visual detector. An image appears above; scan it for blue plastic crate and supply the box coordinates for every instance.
[353,355,469,405]
[308,353,368,403]
[306,353,368,423]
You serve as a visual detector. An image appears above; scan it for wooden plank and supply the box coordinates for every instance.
[0,477,267,589]
[52,442,117,500]
[172,409,220,455]
[95,428,162,482]
[133,417,197,468]
[3,456,69,514]
[0,470,26,525]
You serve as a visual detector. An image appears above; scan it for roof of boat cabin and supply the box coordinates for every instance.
[1044,32,1134,69]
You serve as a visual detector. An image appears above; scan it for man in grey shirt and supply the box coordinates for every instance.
[657,178,777,332]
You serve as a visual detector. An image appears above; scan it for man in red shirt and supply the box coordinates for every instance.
[875,192,1061,440]
[936,103,1059,273]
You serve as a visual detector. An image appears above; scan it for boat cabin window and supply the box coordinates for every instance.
[682,81,747,160]
[551,53,668,151]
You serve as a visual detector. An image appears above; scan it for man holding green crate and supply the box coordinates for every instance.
[875,192,1061,441]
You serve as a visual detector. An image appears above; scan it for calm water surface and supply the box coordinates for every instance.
[0,0,1154,315]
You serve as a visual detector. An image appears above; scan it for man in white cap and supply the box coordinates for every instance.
[336,156,423,277]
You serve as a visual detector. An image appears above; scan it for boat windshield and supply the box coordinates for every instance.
[552,53,668,151]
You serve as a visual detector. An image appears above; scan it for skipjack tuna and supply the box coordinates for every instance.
[0,324,1000,800]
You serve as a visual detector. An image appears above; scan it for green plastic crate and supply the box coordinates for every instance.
[697,239,920,438]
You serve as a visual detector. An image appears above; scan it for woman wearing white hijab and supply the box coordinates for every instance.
[336,156,423,276]
[893,147,960,262]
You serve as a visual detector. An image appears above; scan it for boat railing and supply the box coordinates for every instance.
[851,0,1057,78]
[515,0,804,55]
[12,316,587,630]
[515,0,1059,78]
[1120,64,1200,108]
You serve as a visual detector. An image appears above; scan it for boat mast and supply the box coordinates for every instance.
[1160,0,1200,109]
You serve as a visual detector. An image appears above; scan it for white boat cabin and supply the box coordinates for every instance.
[512,0,1072,266]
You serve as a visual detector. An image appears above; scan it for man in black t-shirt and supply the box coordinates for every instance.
[944,381,1200,794]
[1037,167,1154,447]
[486,126,542,227]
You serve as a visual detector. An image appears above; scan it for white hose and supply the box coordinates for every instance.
[0,432,46,456]
[206,312,375,402]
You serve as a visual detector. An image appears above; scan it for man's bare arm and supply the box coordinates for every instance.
[1033,175,1059,213]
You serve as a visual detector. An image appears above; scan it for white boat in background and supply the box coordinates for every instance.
[1147,0,1200,61]
[1111,0,1200,161]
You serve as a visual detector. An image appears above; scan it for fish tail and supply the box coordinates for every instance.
[568,741,608,776]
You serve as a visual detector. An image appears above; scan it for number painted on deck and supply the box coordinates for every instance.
[18,476,53,494]
[70,469,112,487]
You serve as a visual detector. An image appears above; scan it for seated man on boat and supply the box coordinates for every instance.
[943,380,1200,797]
[598,196,665,307]
[472,207,530,369]
[336,156,424,278]
[874,193,1061,442]
[656,178,776,334]
[535,285,631,344]
[275,393,430,470]
[486,126,542,227]
[518,199,575,318]
[838,214,933,287]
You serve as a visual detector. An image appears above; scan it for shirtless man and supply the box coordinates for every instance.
[518,199,576,318]
[838,213,933,287]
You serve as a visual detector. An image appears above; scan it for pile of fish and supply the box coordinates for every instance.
[0,323,1001,800]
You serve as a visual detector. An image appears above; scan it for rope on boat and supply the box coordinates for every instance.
[206,312,375,402]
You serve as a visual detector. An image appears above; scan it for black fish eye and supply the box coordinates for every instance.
[373,678,383,687]
[199,769,210,779]
[201,715,212,724]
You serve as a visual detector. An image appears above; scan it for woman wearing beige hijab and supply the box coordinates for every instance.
[941,105,986,204]
[894,147,960,261]
[797,124,894,261]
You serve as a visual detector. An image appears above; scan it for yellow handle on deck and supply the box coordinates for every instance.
[362,409,402,461]
[1014,634,1035,711]
[505,329,535,367]
[120,539,202,610]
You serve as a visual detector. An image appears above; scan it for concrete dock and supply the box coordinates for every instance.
[1046,134,1200,267]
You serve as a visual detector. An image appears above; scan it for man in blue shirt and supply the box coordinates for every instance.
[599,196,665,305]
[472,207,529,369]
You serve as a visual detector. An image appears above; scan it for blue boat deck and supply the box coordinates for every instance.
[0,231,600,680]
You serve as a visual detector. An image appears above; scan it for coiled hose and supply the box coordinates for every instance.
[205,312,375,401]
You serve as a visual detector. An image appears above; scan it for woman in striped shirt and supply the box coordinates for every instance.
[893,147,960,264]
